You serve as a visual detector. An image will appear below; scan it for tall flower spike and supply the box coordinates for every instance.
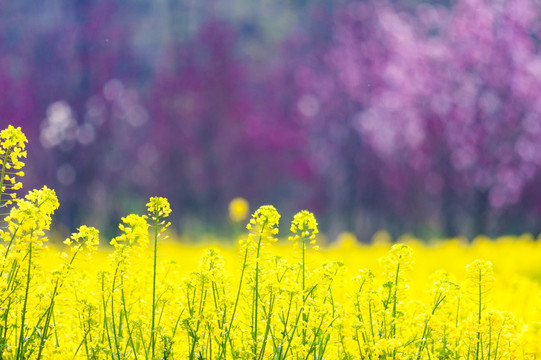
[63,225,100,265]
[146,196,171,358]
[289,210,319,250]
[246,205,280,244]
[64,225,100,252]
[146,196,172,221]
[381,243,414,281]
[1,186,59,247]
[0,125,27,210]
[146,196,172,236]
[110,214,150,249]
[465,259,495,304]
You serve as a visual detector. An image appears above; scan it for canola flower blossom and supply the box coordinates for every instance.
[229,197,250,223]
[289,209,319,249]
[0,124,540,359]
[0,125,26,210]
[1,186,59,248]
[246,204,280,243]
[63,225,100,259]
[110,213,150,249]
[146,196,172,220]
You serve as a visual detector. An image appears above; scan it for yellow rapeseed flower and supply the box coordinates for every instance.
[146,196,172,220]
[1,186,59,247]
[0,125,27,206]
[229,197,249,223]
[110,214,150,248]
[0,125,27,150]
[465,259,495,288]
[381,243,414,282]
[246,205,280,244]
[465,259,495,303]
[289,210,319,250]
[64,225,100,254]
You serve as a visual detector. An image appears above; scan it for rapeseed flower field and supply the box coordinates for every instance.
[1,124,541,359]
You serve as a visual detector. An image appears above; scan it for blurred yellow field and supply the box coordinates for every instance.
[25,230,541,359]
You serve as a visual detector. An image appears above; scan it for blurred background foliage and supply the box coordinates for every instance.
[2,0,541,241]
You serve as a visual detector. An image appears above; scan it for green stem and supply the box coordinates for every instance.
[257,292,275,360]
[35,282,59,360]
[218,246,248,359]
[391,263,400,336]
[16,240,32,360]
[110,266,122,360]
[36,241,86,359]
[121,281,138,360]
[302,234,307,347]
[151,216,159,359]
[477,272,482,360]
[302,235,305,293]
[415,294,445,360]
[253,233,263,358]
[101,275,115,360]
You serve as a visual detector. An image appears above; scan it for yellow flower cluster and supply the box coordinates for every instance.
[289,209,319,250]
[63,225,100,259]
[110,214,150,248]
[246,204,280,243]
[146,196,172,220]
[0,125,27,207]
[1,186,59,248]
[0,125,540,359]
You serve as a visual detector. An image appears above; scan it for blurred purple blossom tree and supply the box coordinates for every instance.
[2,0,541,239]
[323,0,541,236]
